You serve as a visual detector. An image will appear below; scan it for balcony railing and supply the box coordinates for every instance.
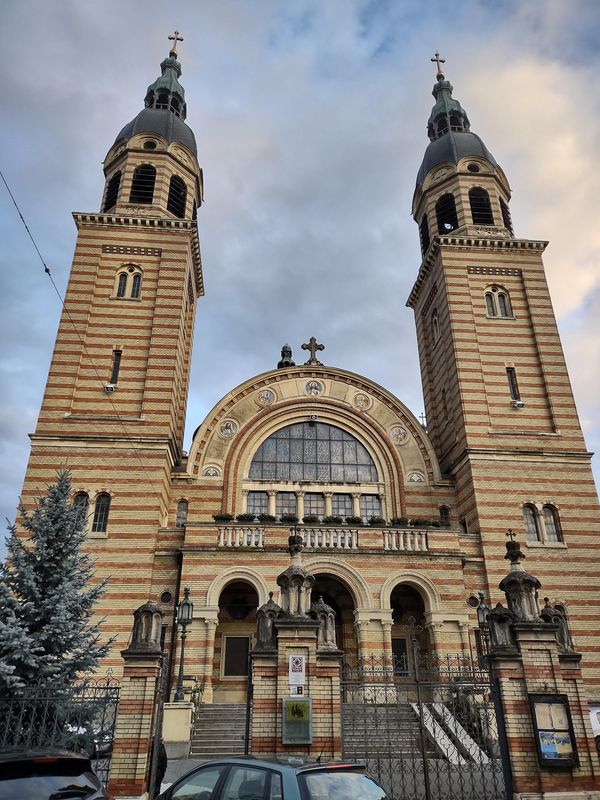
[382,529,428,552]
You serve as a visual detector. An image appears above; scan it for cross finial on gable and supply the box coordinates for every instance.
[301,337,325,366]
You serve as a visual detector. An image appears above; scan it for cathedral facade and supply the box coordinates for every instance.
[17,43,600,717]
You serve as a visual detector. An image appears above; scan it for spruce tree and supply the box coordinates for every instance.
[0,470,112,694]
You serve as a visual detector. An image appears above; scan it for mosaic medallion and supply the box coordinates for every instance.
[256,389,275,407]
[219,419,238,439]
[305,380,323,397]
[408,472,425,483]
[390,425,408,445]
[202,466,221,477]
[353,392,372,411]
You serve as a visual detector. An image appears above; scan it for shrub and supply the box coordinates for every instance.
[368,516,386,526]
[345,516,363,526]
[322,515,343,525]
[281,514,299,524]
[236,513,256,522]
[213,512,234,523]
[409,518,429,528]
[258,513,276,523]
[428,520,441,528]
[302,515,320,525]
[390,517,409,527]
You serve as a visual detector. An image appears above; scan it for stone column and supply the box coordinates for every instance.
[108,603,164,799]
[296,491,305,521]
[323,492,333,518]
[267,490,277,517]
[351,492,361,518]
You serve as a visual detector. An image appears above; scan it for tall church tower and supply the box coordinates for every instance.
[19,37,203,651]
[408,57,600,698]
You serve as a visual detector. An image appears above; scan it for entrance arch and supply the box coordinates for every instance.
[213,579,259,703]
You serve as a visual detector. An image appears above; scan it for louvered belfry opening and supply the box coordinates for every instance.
[129,164,156,204]
[469,187,494,225]
[167,175,187,218]
[103,170,121,212]
[436,193,458,233]
[419,215,430,255]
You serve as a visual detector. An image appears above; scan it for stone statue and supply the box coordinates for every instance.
[277,344,295,369]
[254,592,282,653]
[311,595,340,653]
[487,602,517,653]
[540,598,574,652]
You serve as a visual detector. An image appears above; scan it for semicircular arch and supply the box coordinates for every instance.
[206,567,270,607]
[302,557,372,609]
[380,571,441,614]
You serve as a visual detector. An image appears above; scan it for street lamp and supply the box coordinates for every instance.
[174,586,193,702]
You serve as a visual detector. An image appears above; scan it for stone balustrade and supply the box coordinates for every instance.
[382,528,428,552]
[302,527,357,550]
[218,526,265,548]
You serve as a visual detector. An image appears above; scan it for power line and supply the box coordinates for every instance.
[1,167,173,517]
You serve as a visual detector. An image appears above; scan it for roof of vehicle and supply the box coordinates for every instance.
[0,748,91,763]
[177,755,365,773]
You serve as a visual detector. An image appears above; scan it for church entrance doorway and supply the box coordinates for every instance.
[390,583,431,668]
[213,580,258,703]
[311,573,357,658]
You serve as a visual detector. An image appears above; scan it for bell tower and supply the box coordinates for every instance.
[408,56,600,693]
[18,36,203,653]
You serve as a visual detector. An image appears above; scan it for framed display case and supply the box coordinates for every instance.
[529,694,578,769]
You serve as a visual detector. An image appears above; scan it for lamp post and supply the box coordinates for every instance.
[174,586,193,702]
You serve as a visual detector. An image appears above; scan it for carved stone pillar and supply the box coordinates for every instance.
[296,491,305,521]
[267,490,277,517]
[324,492,333,518]
[351,492,361,517]
[198,617,218,703]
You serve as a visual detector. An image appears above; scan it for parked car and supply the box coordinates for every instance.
[0,749,111,800]
[157,756,387,800]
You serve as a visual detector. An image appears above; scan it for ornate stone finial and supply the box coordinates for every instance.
[254,591,282,653]
[277,343,295,369]
[288,527,304,558]
[504,529,525,570]
[123,601,164,656]
[301,337,324,366]
[499,535,541,622]
[277,538,315,617]
[311,595,340,653]
[168,30,184,57]
[431,51,446,80]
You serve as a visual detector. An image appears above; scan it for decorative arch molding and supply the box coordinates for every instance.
[206,567,270,607]
[302,557,372,609]
[380,571,442,614]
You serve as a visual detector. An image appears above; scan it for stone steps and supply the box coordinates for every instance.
[190,704,247,757]
[342,703,437,757]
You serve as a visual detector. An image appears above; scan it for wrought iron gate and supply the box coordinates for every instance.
[341,646,508,800]
[0,675,120,788]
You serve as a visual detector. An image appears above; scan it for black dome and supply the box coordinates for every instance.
[114,108,197,156]
[416,131,496,187]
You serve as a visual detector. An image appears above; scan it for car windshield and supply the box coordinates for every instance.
[298,769,387,800]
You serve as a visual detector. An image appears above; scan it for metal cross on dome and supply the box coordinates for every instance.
[168,30,183,56]
[431,50,446,79]
[302,337,324,366]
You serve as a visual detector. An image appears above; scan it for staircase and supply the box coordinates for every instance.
[342,703,436,758]
[190,704,247,758]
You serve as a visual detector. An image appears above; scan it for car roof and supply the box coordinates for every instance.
[184,756,365,774]
[0,748,90,764]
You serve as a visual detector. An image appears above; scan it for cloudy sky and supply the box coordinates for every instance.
[1,0,599,552]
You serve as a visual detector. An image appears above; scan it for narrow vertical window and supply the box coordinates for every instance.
[469,187,494,225]
[129,164,156,204]
[506,367,520,401]
[73,492,89,527]
[485,292,496,316]
[435,193,458,233]
[432,309,440,343]
[500,197,513,235]
[419,215,430,255]
[103,170,121,212]
[543,505,561,542]
[176,500,188,528]
[439,506,450,527]
[167,175,187,218]
[131,273,142,299]
[441,388,450,421]
[497,292,511,317]
[92,493,111,533]
[110,350,122,385]
[523,505,541,542]
[116,273,128,298]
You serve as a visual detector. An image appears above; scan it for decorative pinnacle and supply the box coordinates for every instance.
[168,30,183,57]
[431,50,446,80]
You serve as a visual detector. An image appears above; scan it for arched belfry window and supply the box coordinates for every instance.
[469,187,494,225]
[248,422,378,483]
[103,171,121,212]
[129,165,156,205]
[435,193,458,233]
[437,118,448,136]
[419,215,430,255]
[500,197,513,235]
[167,175,187,218]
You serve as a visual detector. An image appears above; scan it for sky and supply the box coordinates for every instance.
[1,0,599,554]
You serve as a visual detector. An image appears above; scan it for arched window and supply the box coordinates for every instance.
[436,193,458,233]
[432,309,440,344]
[103,171,121,212]
[167,175,187,218]
[176,499,188,528]
[449,114,462,131]
[73,492,89,526]
[131,273,142,299]
[157,92,169,109]
[439,506,450,527]
[419,215,430,255]
[543,505,561,542]
[437,118,448,136]
[249,422,378,483]
[170,97,181,115]
[129,164,156,204]
[500,197,513,235]
[469,188,494,225]
[497,292,510,317]
[92,493,111,533]
[485,285,512,318]
[523,504,541,542]
[485,292,496,316]
[116,272,128,298]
